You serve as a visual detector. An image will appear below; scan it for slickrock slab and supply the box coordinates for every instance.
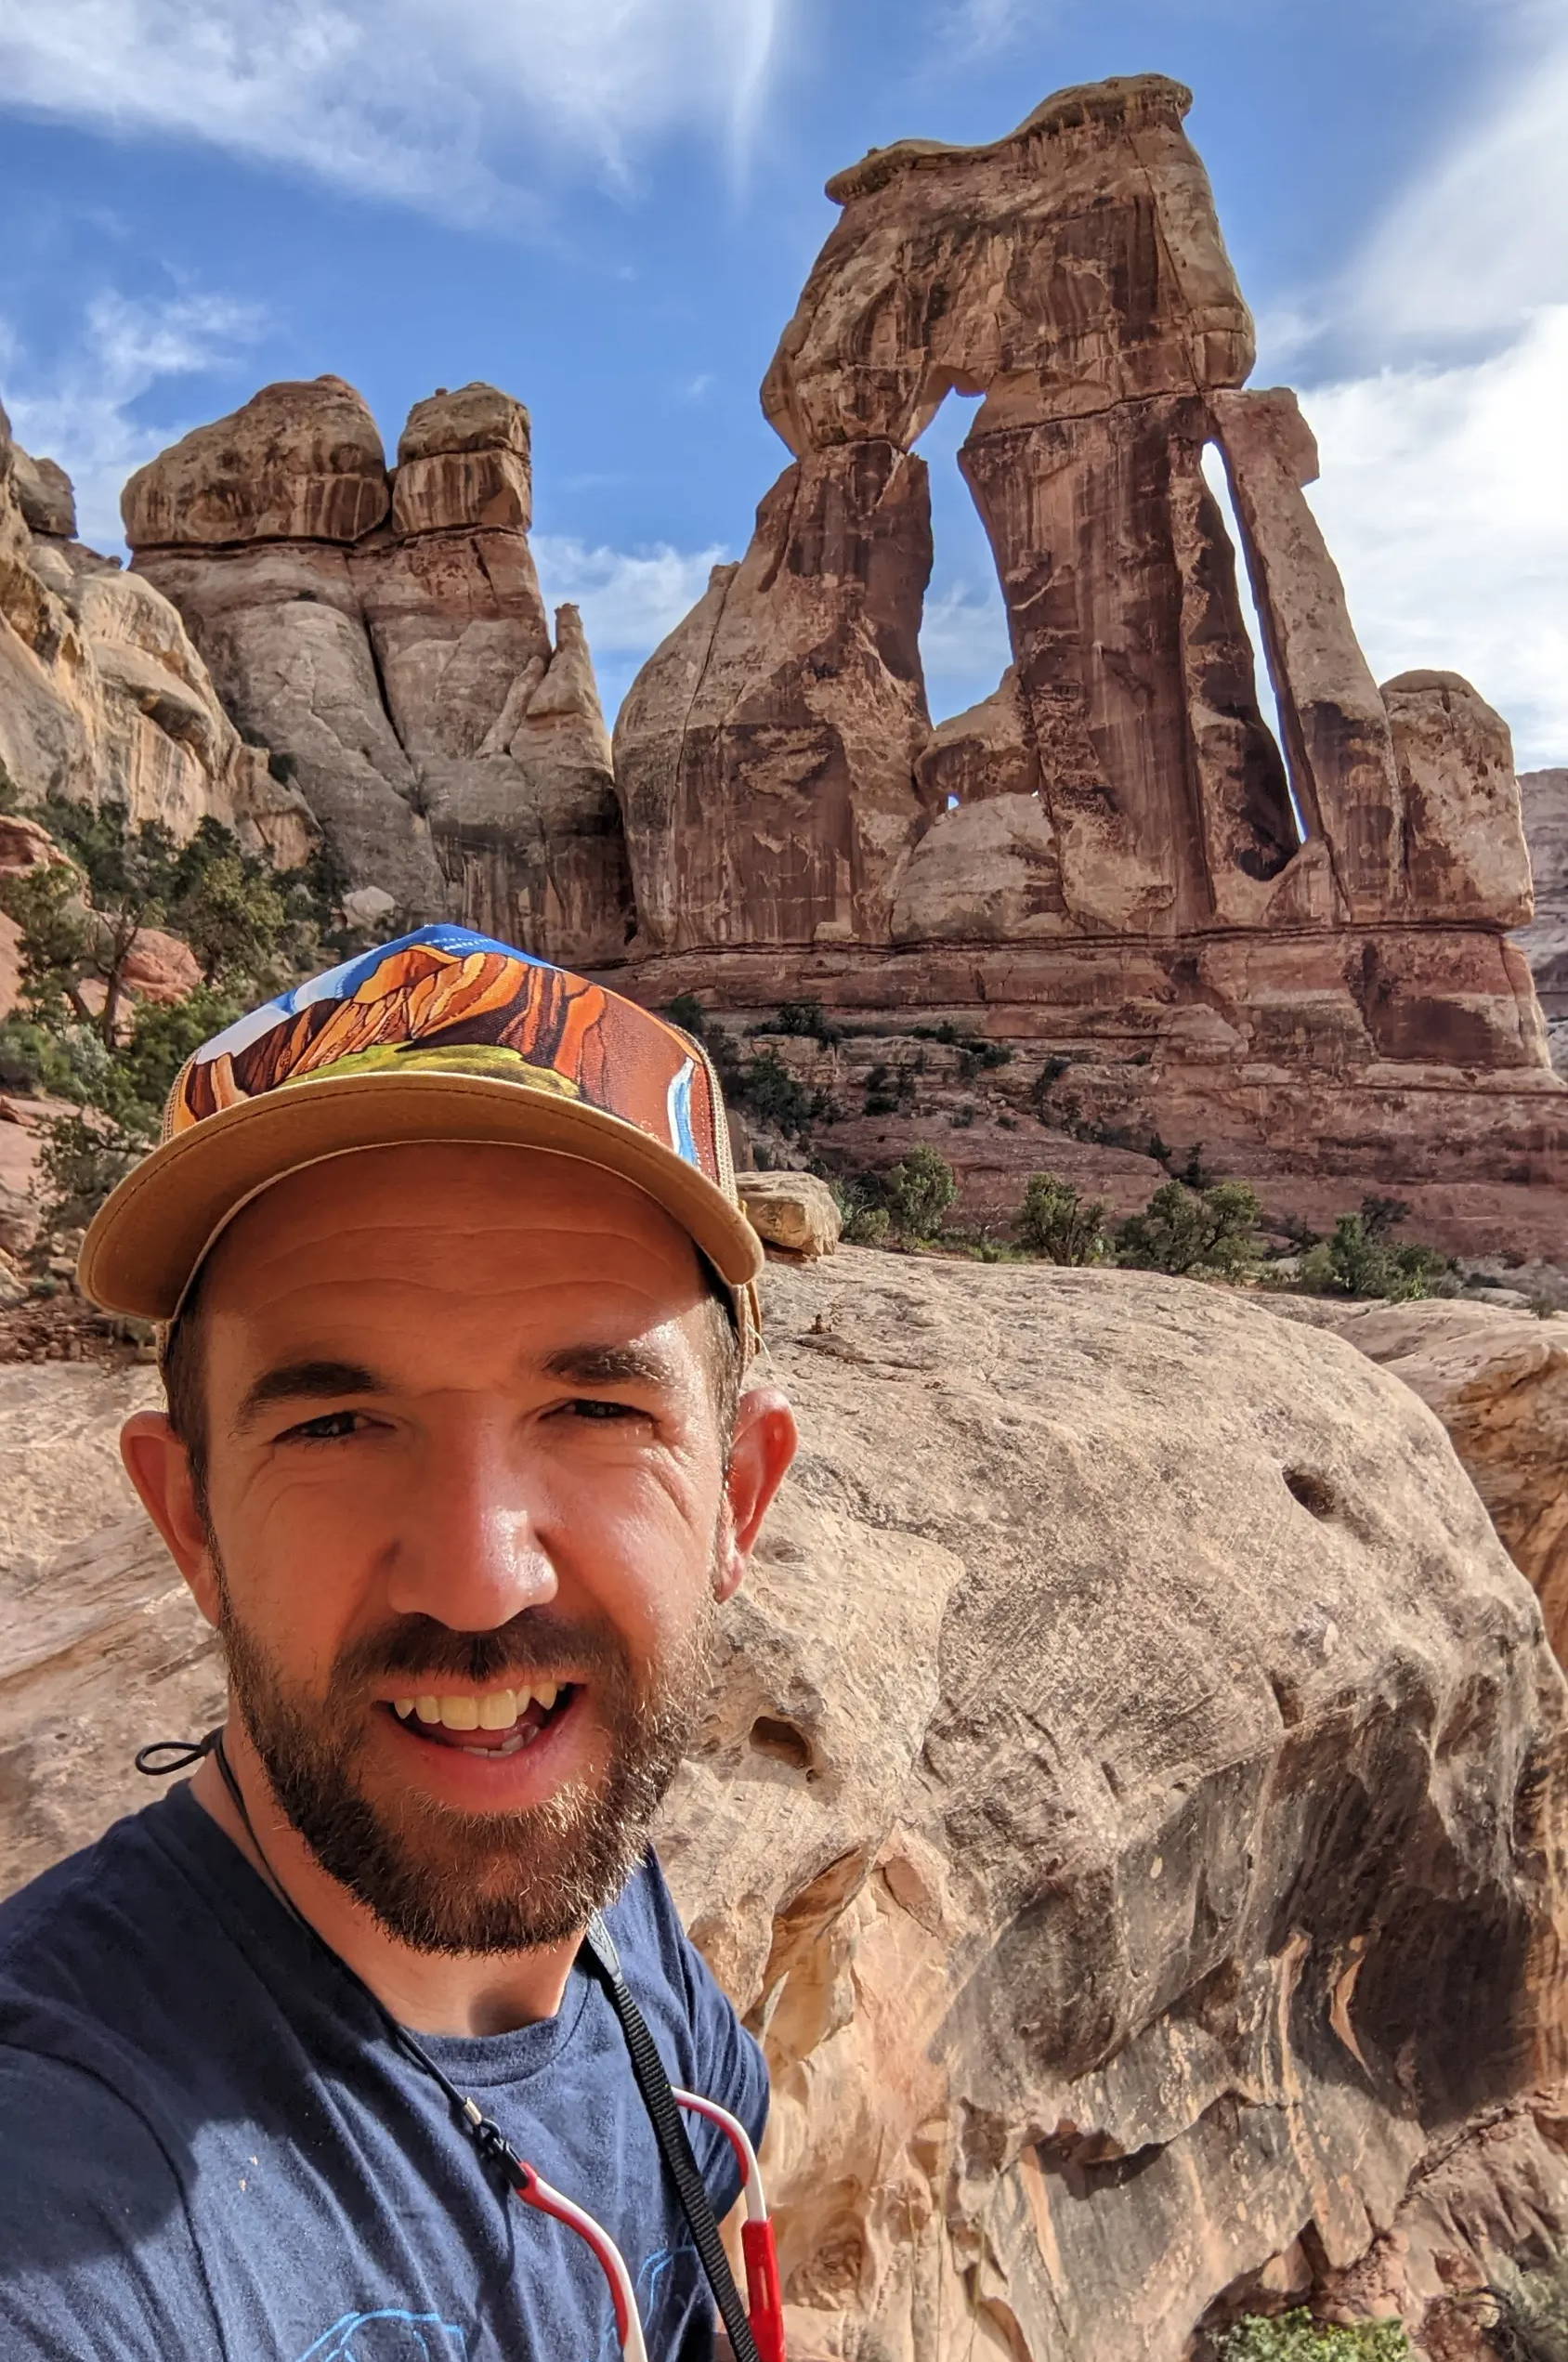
[1267,1295,1568,1671]
[3,1259,1565,2355]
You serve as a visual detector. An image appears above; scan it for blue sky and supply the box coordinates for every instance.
[0,0,1562,765]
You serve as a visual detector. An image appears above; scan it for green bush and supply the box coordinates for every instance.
[1016,1173,1110,1265]
[1214,2309,1409,2360]
[1296,1212,1453,1302]
[756,998,838,1045]
[1117,1179,1264,1281]
[830,1175,892,1246]
[0,794,397,1248]
[881,1145,958,1244]
[735,1050,828,1138]
[663,993,710,1040]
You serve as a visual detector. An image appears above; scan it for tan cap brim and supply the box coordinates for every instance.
[77,1069,765,1323]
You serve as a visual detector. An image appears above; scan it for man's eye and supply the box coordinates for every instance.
[277,1411,370,1444]
[563,1398,643,1423]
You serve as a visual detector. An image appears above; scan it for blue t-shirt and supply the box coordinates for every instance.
[0,1781,767,2360]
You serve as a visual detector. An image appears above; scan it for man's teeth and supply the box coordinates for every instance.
[391,1683,560,1730]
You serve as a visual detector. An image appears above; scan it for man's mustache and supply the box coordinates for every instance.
[330,1611,632,1693]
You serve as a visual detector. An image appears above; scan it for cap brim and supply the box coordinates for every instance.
[77,1070,765,1321]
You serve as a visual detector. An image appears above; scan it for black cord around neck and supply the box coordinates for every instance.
[135,1729,764,2358]
[137,1729,517,2184]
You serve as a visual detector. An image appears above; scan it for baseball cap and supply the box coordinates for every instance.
[76,924,764,1344]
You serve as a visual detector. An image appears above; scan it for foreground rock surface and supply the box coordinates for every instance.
[2,1257,1565,2357]
[1268,1296,1568,1677]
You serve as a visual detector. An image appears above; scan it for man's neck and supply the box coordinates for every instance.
[188,1727,582,2039]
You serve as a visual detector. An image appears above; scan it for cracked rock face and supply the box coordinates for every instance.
[1517,768,1568,1072]
[0,400,314,942]
[124,376,633,964]
[4,1257,1566,2358]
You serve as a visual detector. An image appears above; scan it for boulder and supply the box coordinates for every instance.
[2,1259,1565,2356]
[736,1171,843,1257]
[10,447,75,539]
[122,375,390,548]
[121,927,203,1005]
[392,382,532,537]
[1276,1297,1568,1672]
[913,669,1040,811]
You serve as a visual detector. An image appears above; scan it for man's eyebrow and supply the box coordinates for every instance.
[232,1360,388,1434]
[540,1340,684,1390]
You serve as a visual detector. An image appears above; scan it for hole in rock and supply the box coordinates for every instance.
[749,1715,814,1772]
[914,389,1013,727]
[1201,442,1307,846]
[1283,1466,1339,1520]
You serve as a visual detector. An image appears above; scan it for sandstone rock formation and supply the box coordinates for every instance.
[736,1169,843,1257]
[611,445,934,954]
[1273,1297,1568,1675]
[0,403,313,876]
[1517,768,1568,1072]
[4,1258,1566,2357]
[611,74,1566,1259]
[126,376,634,966]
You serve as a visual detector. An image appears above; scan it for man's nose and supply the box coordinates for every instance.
[382,1426,558,1630]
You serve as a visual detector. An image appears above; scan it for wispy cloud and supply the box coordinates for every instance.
[919,578,1010,711]
[1344,5,1568,349]
[0,288,267,551]
[1300,305,1568,771]
[533,533,730,656]
[1270,0,1568,766]
[0,0,789,224]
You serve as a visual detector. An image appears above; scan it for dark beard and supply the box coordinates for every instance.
[216,1561,715,1956]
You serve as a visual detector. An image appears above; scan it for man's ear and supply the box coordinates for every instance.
[121,1412,222,1627]
[713,1387,798,1605]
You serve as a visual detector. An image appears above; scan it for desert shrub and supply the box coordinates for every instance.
[1215,2312,1409,2360]
[1016,1173,1110,1265]
[882,1145,958,1244]
[1116,1179,1264,1281]
[0,795,392,1245]
[33,1111,149,1237]
[1296,1213,1453,1302]
[754,998,839,1045]
[663,993,711,1040]
[830,1175,893,1246]
[949,1104,976,1129]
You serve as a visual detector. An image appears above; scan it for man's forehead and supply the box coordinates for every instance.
[203,1142,706,1300]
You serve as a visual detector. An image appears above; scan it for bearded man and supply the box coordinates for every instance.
[0,925,799,2361]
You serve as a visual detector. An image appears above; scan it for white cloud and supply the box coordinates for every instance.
[1269,5,1568,769]
[1345,4,1568,347]
[0,0,788,222]
[0,288,267,551]
[532,533,730,656]
[1300,305,1568,770]
[919,578,1010,709]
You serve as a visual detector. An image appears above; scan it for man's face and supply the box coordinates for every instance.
[149,1143,774,1954]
